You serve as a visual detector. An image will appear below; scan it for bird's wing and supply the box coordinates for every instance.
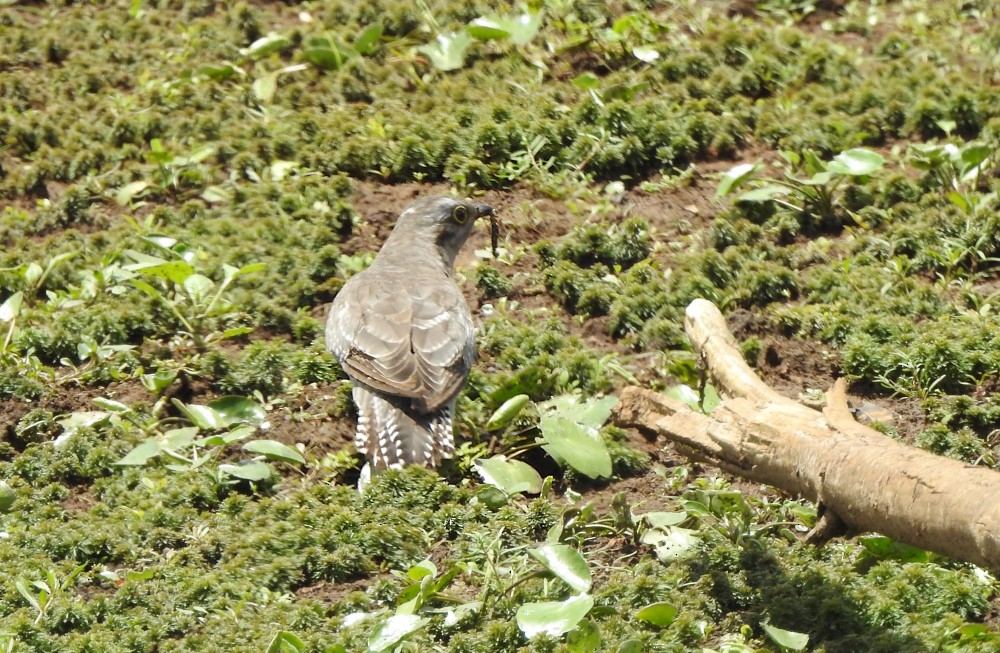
[326,270,475,412]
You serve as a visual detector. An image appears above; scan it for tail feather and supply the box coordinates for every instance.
[353,387,455,470]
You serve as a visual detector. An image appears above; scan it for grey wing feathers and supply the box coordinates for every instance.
[327,272,475,412]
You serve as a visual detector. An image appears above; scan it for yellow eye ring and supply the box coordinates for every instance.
[453,205,468,223]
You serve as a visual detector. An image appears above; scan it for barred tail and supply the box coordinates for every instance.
[353,386,455,469]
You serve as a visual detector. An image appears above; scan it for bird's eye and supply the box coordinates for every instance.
[452,205,468,224]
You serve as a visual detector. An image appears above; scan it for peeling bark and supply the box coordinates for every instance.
[614,299,1000,573]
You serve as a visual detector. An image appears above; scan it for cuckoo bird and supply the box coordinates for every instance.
[326,196,494,470]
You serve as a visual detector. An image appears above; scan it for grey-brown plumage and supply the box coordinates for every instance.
[326,196,494,470]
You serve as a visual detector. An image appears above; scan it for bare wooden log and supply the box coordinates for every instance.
[615,298,1000,573]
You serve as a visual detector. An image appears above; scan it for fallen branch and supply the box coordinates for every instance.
[614,299,1000,572]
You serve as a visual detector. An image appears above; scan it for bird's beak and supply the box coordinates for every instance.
[474,203,494,218]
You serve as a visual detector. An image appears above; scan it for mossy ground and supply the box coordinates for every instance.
[2,1,1000,651]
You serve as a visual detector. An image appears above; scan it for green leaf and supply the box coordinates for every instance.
[539,416,612,479]
[406,559,437,581]
[253,74,277,102]
[140,369,178,394]
[219,460,273,481]
[0,291,23,322]
[196,62,241,81]
[467,20,511,41]
[539,394,617,428]
[0,481,16,513]
[417,31,471,72]
[566,618,601,652]
[128,259,196,285]
[353,23,383,54]
[115,180,150,205]
[716,162,759,197]
[517,594,594,639]
[641,511,687,529]
[243,439,305,464]
[616,641,643,653]
[162,427,199,450]
[529,544,592,593]
[762,623,809,651]
[92,398,130,413]
[486,394,531,431]
[475,485,509,508]
[825,147,884,176]
[642,527,700,562]
[265,631,306,653]
[474,456,543,494]
[115,438,161,466]
[208,396,267,426]
[14,579,41,613]
[632,46,659,62]
[634,602,678,627]
[367,614,429,652]
[737,184,791,202]
[201,185,231,203]
[859,535,930,563]
[173,400,223,430]
[183,273,214,301]
[572,74,600,90]
[243,33,289,59]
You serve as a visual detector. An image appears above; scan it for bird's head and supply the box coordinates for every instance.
[393,196,495,270]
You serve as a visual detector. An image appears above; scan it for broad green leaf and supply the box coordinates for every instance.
[634,602,678,627]
[141,369,178,394]
[406,559,437,581]
[196,62,240,81]
[253,74,277,102]
[367,614,429,652]
[209,396,267,426]
[737,184,791,202]
[475,484,509,508]
[540,416,612,479]
[504,12,542,45]
[616,641,643,653]
[115,180,149,205]
[243,439,305,464]
[663,384,699,409]
[467,20,511,41]
[642,511,687,529]
[265,631,306,653]
[716,163,759,197]
[0,481,15,513]
[566,618,601,652]
[539,394,617,429]
[762,623,809,651]
[826,148,884,176]
[183,273,214,301]
[14,579,41,612]
[517,594,594,639]
[92,397,130,413]
[115,438,161,466]
[219,460,273,481]
[643,527,700,562]
[632,46,659,62]
[56,411,109,444]
[571,74,600,90]
[418,31,471,72]
[173,400,223,430]
[128,259,196,285]
[353,23,383,54]
[201,185,231,203]
[529,544,592,593]
[244,33,290,59]
[475,456,543,494]
[486,394,530,430]
[162,427,199,450]
[124,569,155,581]
[859,535,930,563]
[0,291,23,322]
